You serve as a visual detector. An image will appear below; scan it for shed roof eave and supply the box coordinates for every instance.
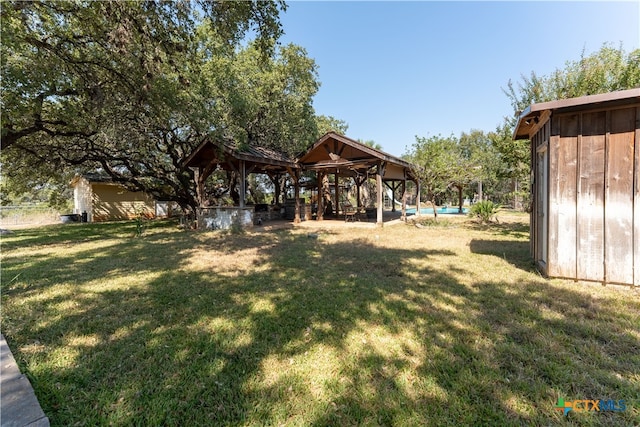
[513,88,640,140]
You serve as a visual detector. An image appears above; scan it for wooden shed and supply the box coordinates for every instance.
[514,88,640,286]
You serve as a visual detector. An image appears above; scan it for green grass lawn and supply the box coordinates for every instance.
[1,216,638,426]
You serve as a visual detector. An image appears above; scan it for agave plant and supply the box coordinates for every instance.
[469,200,500,223]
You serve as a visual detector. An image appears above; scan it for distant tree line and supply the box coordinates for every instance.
[405,44,640,213]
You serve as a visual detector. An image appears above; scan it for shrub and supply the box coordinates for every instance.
[469,200,499,224]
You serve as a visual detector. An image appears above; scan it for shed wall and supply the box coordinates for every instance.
[577,111,605,281]
[73,177,93,221]
[549,114,578,279]
[541,104,639,286]
[92,184,155,222]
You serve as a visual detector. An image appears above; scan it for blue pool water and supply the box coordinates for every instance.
[405,207,469,215]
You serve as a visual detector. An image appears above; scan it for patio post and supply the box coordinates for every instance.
[416,179,421,217]
[317,171,324,221]
[334,171,339,215]
[356,177,362,211]
[294,169,301,223]
[376,162,384,227]
[401,179,406,221]
[239,160,246,208]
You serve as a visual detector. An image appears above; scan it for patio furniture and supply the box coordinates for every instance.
[342,202,358,222]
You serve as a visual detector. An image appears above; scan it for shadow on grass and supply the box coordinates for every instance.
[1,220,638,425]
[468,239,536,272]
[467,220,530,240]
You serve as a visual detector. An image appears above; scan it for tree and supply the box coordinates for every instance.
[405,132,492,216]
[359,139,383,151]
[314,115,349,137]
[503,43,640,123]
[499,43,640,210]
[454,130,494,211]
[1,0,285,149]
[211,41,320,157]
[1,1,324,212]
[487,123,530,208]
[405,135,457,218]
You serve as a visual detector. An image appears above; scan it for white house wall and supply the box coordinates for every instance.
[73,177,93,221]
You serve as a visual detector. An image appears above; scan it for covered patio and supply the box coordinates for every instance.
[182,132,419,229]
[298,132,419,226]
[182,139,305,229]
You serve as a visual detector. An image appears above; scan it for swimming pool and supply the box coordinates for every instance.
[405,207,469,215]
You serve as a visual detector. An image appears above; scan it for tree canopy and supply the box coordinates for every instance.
[314,115,349,137]
[503,44,640,126]
[1,0,326,210]
[495,43,640,208]
[1,0,285,149]
[405,135,458,215]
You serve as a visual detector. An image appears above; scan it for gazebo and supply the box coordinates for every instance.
[297,132,418,226]
[182,139,304,229]
[182,132,418,229]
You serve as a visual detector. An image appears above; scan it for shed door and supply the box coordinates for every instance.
[536,145,549,268]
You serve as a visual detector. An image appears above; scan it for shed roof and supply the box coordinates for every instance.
[70,173,117,186]
[513,88,640,140]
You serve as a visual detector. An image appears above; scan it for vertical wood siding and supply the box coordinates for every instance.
[532,121,550,273]
[635,108,640,286]
[577,111,606,281]
[549,114,578,278]
[542,104,639,285]
[605,107,635,284]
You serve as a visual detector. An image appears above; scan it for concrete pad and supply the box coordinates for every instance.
[1,334,49,427]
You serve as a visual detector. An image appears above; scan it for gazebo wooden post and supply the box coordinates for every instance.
[293,169,301,223]
[356,178,361,211]
[239,160,246,208]
[390,181,396,212]
[317,171,324,221]
[334,171,340,215]
[401,179,407,221]
[376,162,384,227]
[416,179,421,217]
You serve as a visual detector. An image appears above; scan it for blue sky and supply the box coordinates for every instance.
[278,1,640,156]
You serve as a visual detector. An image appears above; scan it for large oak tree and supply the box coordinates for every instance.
[1,0,321,211]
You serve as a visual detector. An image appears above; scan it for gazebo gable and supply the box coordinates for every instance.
[297,132,415,180]
[298,132,380,164]
[183,140,298,175]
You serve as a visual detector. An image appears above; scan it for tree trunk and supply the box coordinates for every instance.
[429,192,438,219]
[227,171,240,205]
